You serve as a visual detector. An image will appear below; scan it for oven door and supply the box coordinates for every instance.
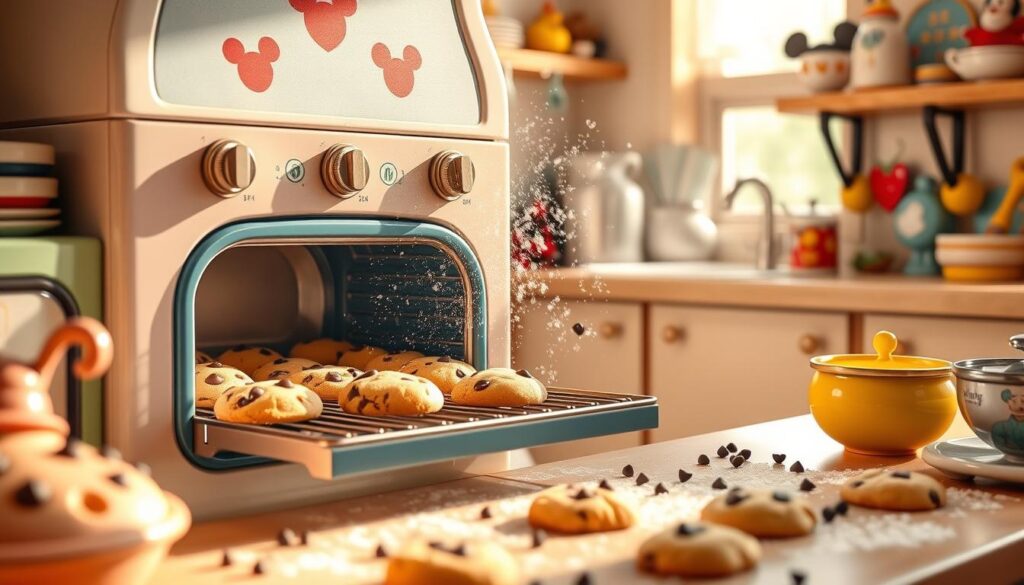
[176,218,657,479]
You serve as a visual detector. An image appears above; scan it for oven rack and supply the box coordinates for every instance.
[193,388,658,479]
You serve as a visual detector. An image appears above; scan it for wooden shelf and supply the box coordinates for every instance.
[776,78,1024,115]
[496,48,627,81]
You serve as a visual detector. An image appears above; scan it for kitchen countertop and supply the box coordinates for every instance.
[153,416,1024,584]
[516,265,1024,319]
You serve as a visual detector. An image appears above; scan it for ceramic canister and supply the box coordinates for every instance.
[850,0,911,88]
[953,335,1024,463]
[788,204,837,273]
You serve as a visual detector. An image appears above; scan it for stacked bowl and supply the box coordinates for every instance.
[0,141,59,236]
[486,16,525,50]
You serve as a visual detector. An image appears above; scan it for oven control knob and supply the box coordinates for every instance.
[430,151,475,200]
[321,144,370,198]
[201,140,256,197]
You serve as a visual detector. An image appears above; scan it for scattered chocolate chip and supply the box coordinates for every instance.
[205,373,225,385]
[532,529,547,548]
[108,473,128,487]
[726,490,748,506]
[716,446,729,458]
[622,464,634,477]
[515,369,533,378]
[678,469,692,483]
[891,470,912,479]
[15,481,51,507]
[572,323,585,336]
[730,455,745,468]
[791,569,807,585]
[835,500,849,516]
[480,506,492,519]
[278,528,299,547]
[438,356,452,363]
[356,370,377,380]
[851,480,864,488]
[772,491,791,502]
[576,572,591,585]
[676,523,706,536]
[697,454,710,465]
[101,446,122,460]
[711,477,727,490]
[55,439,81,458]
[375,544,388,558]
[253,560,266,575]
[598,479,614,490]
[799,478,816,492]
[772,453,787,464]
[473,379,492,391]
[325,371,344,382]
[221,549,233,567]
[654,482,669,495]
[636,472,649,486]
[726,442,737,453]
[822,506,836,523]
[929,489,941,507]
[790,461,804,473]
[275,380,293,388]
[738,448,751,460]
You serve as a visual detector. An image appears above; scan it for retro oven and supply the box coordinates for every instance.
[0,0,657,519]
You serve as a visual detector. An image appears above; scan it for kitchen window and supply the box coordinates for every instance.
[695,0,846,218]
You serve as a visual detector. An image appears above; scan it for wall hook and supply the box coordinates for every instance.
[820,111,871,212]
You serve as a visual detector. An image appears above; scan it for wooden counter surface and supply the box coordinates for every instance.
[517,267,1024,320]
[153,417,1024,584]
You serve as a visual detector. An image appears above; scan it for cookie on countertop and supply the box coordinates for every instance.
[337,345,389,370]
[399,356,476,394]
[195,350,214,365]
[366,350,426,372]
[195,362,252,408]
[384,540,520,585]
[637,522,761,578]
[450,368,547,407]
[700,487,816,538]
[216,345,282,376]
[287,365,362,401]
[840,469,946,511]
[290,338,354,366]
[213,379,323,424]
[339,370,444,416]
[528,484,635,534]
[252,357,321,382]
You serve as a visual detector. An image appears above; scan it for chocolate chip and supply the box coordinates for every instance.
[891,470,912,479]
[221,549,233,566]
[253,560,266,575]
[450,544,467,557]
[205,373,225,385]
[438,356,452,363]
[716,446,729,458]
[676,523,706,536]
[356,370,377,380]
[929,489,941,507]
[346,387,360,401]
[347,368,359,375]
[577,509,588,521]
[278,528,299,547]
[730,455,745,468]
[851,480,864,488]
[108,473,128,487]
[791,569,807,585]
[259,348,272,356]
[622,464,634,477]
[772,453,787,464]
[473,379,491,391]
[325,371,344,382]
[273,358,288,365]
[823,506,836,523]
[249,388,266,401]
[274,379,292,388]
[598,479,613,490]
[235,374,246,380]
[800,478,816,492]
[532,529,547,548]
[516,369,533,378]
[576,572,591,585]
[726,442,737,453]
[790,461,804,473]
[400,377,416,382]
[654,482,669,495]
[14,480,51,507]
[408,369,419,375]
[455,369,466,378]
[835,500,849,515]
[738,448,751,460]
[636,472,649,486]
[697,454,710,465]
[101,446,122,461]
[678,469,692,483]
[773,491,791,502]
[711,477,727,490]
[726,490,747,506]
[382,356,395,362]
[572,323,585,336]
[210,361,224,368]
[480,506,492,519]
[572,488,594,500]
[55,439,81,458]
[375,544,388,558]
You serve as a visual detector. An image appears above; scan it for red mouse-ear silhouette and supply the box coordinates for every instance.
[222,36,278,93]
[258,37,280,62]
[371,43,392,67]
[371,43,421,98]
[222,38,245,64]
[291,0,357,52]
[403,45,422,70]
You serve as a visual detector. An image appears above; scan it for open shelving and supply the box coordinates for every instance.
[496,48,627,81]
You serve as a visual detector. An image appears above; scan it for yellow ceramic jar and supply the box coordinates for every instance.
[808,331,956,456]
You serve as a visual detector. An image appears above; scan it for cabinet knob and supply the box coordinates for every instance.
[798,334,823,355]
[321,144,370,198]
[430,151,475,200]
[662,325,685,343]
[597,322,623,339]
[202,139,255,197]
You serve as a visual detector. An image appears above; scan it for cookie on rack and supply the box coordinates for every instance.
[216,345,282,376]
[700,487,816,538]
[528,484,635,534]
[290,338,354,366]
[287,365,362,401]
[366,350,425,372]
[195,350,215,365]
[337,345,389,370]
[450,368,547,407]
[252,357,321,382]
[399,356,476,394]
[213,379,322,424]
[637,522,761,578]
[339,370,444,416]
[384,540,520,585]
[840,469,946,511]
[195,362,252,408]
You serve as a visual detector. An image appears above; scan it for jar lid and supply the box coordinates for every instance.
[953,334,1024,384]
[810,331,951,378]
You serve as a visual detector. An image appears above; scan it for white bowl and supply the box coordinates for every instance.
[946,45,1024,81]
[796,49,851,92]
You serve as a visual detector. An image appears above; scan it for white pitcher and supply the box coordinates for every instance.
[564,152,645,265]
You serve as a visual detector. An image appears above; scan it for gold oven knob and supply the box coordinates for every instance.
[201,140,256,197]
[321,144,370,198]
[430,151,475,200]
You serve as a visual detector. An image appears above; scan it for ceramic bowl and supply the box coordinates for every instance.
[808,331,957,456]
[946,45,1024,81]
[796,49,851,92]
[935,234,1024,282]
[954,345,1024,463]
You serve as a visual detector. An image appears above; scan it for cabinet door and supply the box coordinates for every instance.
[649,304,848,442]
[513,300,644,462]
[863,314,1024,361]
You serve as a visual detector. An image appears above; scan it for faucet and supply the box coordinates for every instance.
[724,178,777,271]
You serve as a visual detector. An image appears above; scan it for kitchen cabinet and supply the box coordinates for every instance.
[648,305,847,442]
[864,314,1024,361]
[513,300,644,462]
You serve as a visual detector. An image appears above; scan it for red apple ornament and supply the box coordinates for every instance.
[870,162,910,212]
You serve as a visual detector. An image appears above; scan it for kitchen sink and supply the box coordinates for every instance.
[575,262,789,280]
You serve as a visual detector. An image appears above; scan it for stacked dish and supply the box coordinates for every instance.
[0,141,59,236]
[486,16,524,50]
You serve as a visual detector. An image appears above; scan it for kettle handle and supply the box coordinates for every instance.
[34,317,113,389]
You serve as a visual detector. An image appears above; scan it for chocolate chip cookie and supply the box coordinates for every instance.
[637,522,761,578]
[339,370,444,416]
[840,469,946,511]
[701,487,816,538]
[384,540,520,585]
[216,345,282,376]
[290,338,354,366]
[365,350,425,372]
[337,345,388,370]
[399,356,476,394]
[195,362,252,408]
[287,365,362,401]
[450,368,547,407]
[252,357,320,382]
[527,484,635,534]
[213,379,323,424]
